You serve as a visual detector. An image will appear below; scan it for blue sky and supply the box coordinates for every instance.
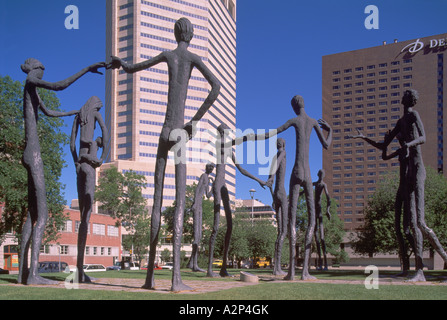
[1,0,446,207]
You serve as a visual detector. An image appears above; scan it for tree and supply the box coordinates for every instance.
[95,167,147,228]
[95,167,147,261]
[0,75,69,244]
[295,191,348,263]
[161,183,214,245]
[352,167,447,257]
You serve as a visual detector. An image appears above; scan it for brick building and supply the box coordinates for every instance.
[1,204,122,271]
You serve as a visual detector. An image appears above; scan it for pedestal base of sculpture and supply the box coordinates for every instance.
[240,271,259,283]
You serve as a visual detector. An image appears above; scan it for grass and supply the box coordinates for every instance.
[1,268,446,300]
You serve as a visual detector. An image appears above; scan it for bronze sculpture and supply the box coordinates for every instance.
[110,17,220,291]
[70,96,109,283]
[262,138,288,276]
[187,163,214,272]
[353,89,447,281]
[234,95,332,280]
[18,58,105,285]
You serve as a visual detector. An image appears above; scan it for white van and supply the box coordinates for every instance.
[83,264,107,272]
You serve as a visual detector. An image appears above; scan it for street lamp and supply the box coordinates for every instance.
[249,189,256,226]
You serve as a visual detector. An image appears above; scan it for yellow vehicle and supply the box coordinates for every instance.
[255,257,270,268]
[212,259,223,267]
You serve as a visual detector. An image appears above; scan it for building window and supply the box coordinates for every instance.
[107,225,119,237]
[60,245,69,255]
[61,220,72,233]
[93,224,106,235]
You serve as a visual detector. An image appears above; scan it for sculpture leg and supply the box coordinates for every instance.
[407,187,425,282]
[170,162,192,291]
[18,211,33,284]
[314,217,322,270]
[219,186,232,277]
[25,159,58,285]
[143,144,168,290]
[415,172,447,263]
[273,200,288,276]
[302,180,317,280]
[394,190,409,276]
[284,182,300,280]
[207,194,221,277]
[319,217,328,271]
[76,165,95,283]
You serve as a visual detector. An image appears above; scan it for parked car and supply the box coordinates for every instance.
[120,261,140,271]
[0,268,9,274]
[161,262,173,270]
[142,263,162,270]
[83,264,107,272]
[212,259,223,267]
[107,262,121,271]
[38,261,68,273]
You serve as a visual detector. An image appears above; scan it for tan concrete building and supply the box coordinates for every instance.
[322,33,447,231]
[104,0,237,212]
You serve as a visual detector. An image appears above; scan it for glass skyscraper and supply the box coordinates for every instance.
[104,0,237,212]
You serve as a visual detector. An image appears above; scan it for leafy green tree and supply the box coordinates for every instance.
[0,75,69,244]
[160,248,171,263]
[161,183,214,244]
[295,192,348,263]
[352,167,447,257]
[95,167,147,229]
[95,167,147,262]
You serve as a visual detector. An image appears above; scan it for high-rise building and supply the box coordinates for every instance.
[104,0,237,211]
[322,33,447,231]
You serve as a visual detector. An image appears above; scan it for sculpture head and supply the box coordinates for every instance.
[80,96,102,126]
[21,58,45,79]
[174,17,194,43]
[277,138,285,150]
[318,169,325,180]
[217,123,230,136]
[291,95,305,115]
[401,89,419,108]
[205,163,215,174]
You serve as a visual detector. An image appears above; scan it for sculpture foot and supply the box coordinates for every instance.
[273,269,287,276]
[283,273,295,281]
[26,275,59,286]
[207,271,220,278]
[219,269,232,277]
[74,270,92,283]
[395,270,409,277]
[141,279,156,290]
[171,282,193,292]
[406,270,426,282]
[301,273,317,281]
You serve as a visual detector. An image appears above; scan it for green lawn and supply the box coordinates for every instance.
[1,269,446,300]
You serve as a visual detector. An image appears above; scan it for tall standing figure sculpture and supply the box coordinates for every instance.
[208,123,267,277]
[70,96,109,283]
[363,89,447,281]
[110,17,220,291]
[187,163,215,272]
[349,129,416,275]
[234,95,332,280]
[18,58,105,285]
[208,124,233,278]
[262,138,288,276]
[312,169,332,271]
